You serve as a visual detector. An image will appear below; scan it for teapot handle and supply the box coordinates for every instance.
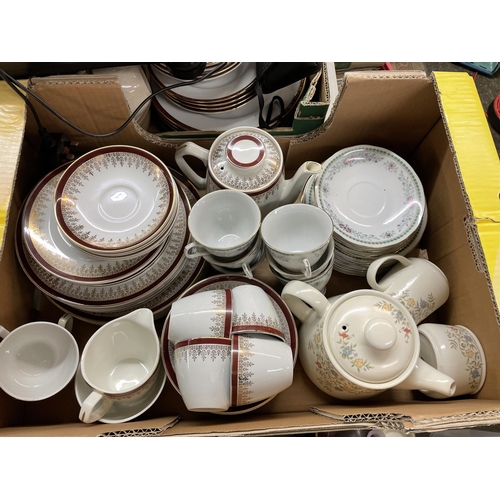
[281,280,330,323]
[366,254,412,292]
[174,142,209,190]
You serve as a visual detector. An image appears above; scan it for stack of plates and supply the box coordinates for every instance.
[16,147,208,324]
[302,145,427,276]
[148,62,307,131]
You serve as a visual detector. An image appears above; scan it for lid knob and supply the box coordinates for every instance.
[364,317,397,351]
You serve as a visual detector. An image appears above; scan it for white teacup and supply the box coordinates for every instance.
[231,284,284,340]
[367,255,450,324]
[79,308,160,423]
[0,314,78,401]
[261,203,333,277]
[230,333,294,407]
[418,323,486,399]
[202,234,264,279]
[185,190,261,260]
[267,237,335,280]
[174,337,231,412]
[271,251,335,295]
[169,289,233,344]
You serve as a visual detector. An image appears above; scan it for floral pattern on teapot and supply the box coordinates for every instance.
[446,325,484,392]
[337,324,373,373]
[374,298,414,342]
[307,321,382,398]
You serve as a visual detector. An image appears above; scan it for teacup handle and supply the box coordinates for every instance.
[58,314,74,332]
[184,242,211,259]
[366,254,412,292]
[0,325,10,340]
[303,259,312,279]
[175,142,209,190]
[1,316,73,340]
[79,390,114,424]
[281,280,330,323]
[242,263,253,280]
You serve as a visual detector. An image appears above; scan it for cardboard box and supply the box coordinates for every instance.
[1,68,500,437]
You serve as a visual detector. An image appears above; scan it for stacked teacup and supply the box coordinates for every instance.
[168,284,294,412]
[261,203,335,293]
[184,190,265,278]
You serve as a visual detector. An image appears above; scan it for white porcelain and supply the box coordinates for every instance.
[271,251,335,295]
[0,314,78,401]
[207,237,265,279]
[174,337,231,412]
[175,126,322,217]
[261,204,333,276]
[152,79,305,134]
[22,165,162,284]
[74,362,166,424]
[18,184,191,313]
[281,282,456,400]
[161,275,298,416]
[418,323,486,399]
[79,309,160,423]
[231,284,284,341]
[366,255,450,324]
[315,145,425,249]
[54,145,178,255]
[230,333,293,407]
[266,237,334,280]
[185,190,261,260]
[169,289,233,344]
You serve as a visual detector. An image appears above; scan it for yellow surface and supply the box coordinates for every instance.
[434,72,500,219]
[0,80,26,258]
[434,72,500,300]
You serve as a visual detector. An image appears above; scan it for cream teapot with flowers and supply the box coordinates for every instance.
[281,282,456,400]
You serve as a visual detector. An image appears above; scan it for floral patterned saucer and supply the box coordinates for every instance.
[314,145,425,249]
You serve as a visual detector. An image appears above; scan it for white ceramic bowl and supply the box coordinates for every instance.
[0,320,79,401]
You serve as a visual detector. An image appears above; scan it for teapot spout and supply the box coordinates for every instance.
[394,358,456,397]
[280,161,322,206]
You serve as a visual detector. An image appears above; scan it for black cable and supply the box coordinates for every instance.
[0,63,227,139]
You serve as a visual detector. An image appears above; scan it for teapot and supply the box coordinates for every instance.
[175,126,322,217]
[281,281,457,400]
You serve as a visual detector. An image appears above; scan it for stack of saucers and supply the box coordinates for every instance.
[148,62,307,131]
[16,146,208,323]
[302,145,428,276]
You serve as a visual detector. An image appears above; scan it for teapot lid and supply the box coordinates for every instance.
[323,290,419,386]
[208,127,283,193]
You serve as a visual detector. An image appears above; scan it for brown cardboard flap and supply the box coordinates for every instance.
[0,415,180,437]
[311,399,500,432]
[160,411,338,436]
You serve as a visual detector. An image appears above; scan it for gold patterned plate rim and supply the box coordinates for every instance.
[17,181,190,310]
[21,164,162,284]
[54,145,177,253]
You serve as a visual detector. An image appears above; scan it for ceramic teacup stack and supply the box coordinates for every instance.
[167,284,294,412]
[261,203,335,293]
[184,190,265,278]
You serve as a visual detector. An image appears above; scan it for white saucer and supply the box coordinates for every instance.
[74,363,166,424]
[315,145,425,249]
